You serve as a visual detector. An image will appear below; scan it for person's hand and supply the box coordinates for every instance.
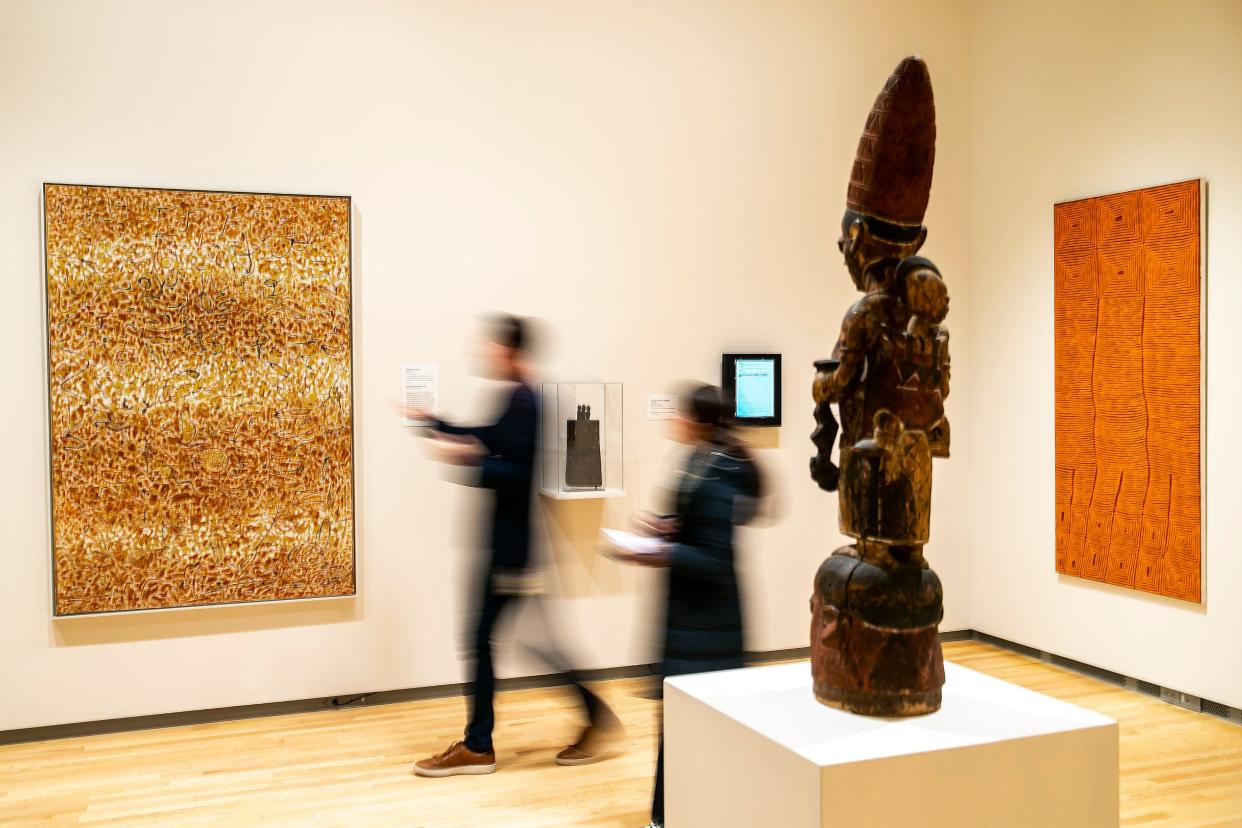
[633,545,670,567]
[394,401,433,422]
[613,543,670,567]
[427,434,486,466]
[635,511,678,539]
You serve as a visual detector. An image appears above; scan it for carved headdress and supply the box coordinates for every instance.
[846,56,936,233]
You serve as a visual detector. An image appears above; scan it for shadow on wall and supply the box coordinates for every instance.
[540,497,627,597]
[738,426,789,527]
[51,595,361,647]
[1055,574,1208,616]
[738,425,781,451]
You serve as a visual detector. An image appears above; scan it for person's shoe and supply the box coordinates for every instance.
[555,722,625,766]
[413,741,497,778]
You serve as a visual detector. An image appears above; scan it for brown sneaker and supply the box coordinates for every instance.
[555,723,625,766]
[413,741,497,778]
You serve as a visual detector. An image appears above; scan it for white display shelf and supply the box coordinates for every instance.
[665,660,1118,828]
[539,488,626,501]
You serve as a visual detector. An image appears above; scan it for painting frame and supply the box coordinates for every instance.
[42,182,357,617]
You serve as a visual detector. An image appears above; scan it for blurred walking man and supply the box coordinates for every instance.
[404,314,621,778]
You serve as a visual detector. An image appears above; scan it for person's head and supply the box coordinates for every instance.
[480,313,533,380]
[671,383,728,445]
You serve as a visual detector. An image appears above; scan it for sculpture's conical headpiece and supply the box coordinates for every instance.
[846,56,936,228]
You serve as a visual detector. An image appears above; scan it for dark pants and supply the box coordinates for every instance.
[652,737,665,824]
[463,577,610,753]
[652,659,742,824]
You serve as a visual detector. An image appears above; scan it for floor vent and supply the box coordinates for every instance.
[1049,654,1126,687]
[1200,698,1234,720]
[961,631,1242,727]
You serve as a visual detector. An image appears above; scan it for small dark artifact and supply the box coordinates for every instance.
[809,55,951,717]
[565,405,603,489]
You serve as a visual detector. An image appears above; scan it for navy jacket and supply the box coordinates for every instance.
[661,439,761,678]
[435,382,537,571]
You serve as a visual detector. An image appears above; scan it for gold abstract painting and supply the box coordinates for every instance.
[43,184,355,615]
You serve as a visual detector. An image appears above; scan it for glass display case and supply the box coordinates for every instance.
[541,382,624,499]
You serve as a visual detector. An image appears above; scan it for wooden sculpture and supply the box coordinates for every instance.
[1054,180,1203,602]
[809,56,949,716]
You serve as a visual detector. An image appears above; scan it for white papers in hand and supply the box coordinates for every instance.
[600,528,666,559]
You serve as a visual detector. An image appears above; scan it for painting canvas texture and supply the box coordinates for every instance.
[1054,179,1202,602]
[43,184,355,615]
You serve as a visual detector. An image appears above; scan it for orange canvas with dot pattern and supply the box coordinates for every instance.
[43,184,355,615]
[1054,179,1202,602]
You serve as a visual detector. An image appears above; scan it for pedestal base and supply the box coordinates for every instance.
[665,661,1119,828]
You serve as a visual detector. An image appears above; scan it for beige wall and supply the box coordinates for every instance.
[0,0,974,730]
[968,0,1242,707]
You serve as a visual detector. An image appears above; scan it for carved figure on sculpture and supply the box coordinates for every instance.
[809,55,951,717]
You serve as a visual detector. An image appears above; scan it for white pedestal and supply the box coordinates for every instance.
[665,661,1118,828]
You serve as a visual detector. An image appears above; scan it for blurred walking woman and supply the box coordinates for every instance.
[614,384,764,828]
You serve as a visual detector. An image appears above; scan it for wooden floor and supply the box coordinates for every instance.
[2,641,1241,826]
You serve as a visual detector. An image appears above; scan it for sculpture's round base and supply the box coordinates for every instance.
[810,549,946,718]
[813,685,942,718]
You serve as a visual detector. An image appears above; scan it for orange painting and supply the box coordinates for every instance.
[1054,179,1202,602]
[43,184,355,615]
